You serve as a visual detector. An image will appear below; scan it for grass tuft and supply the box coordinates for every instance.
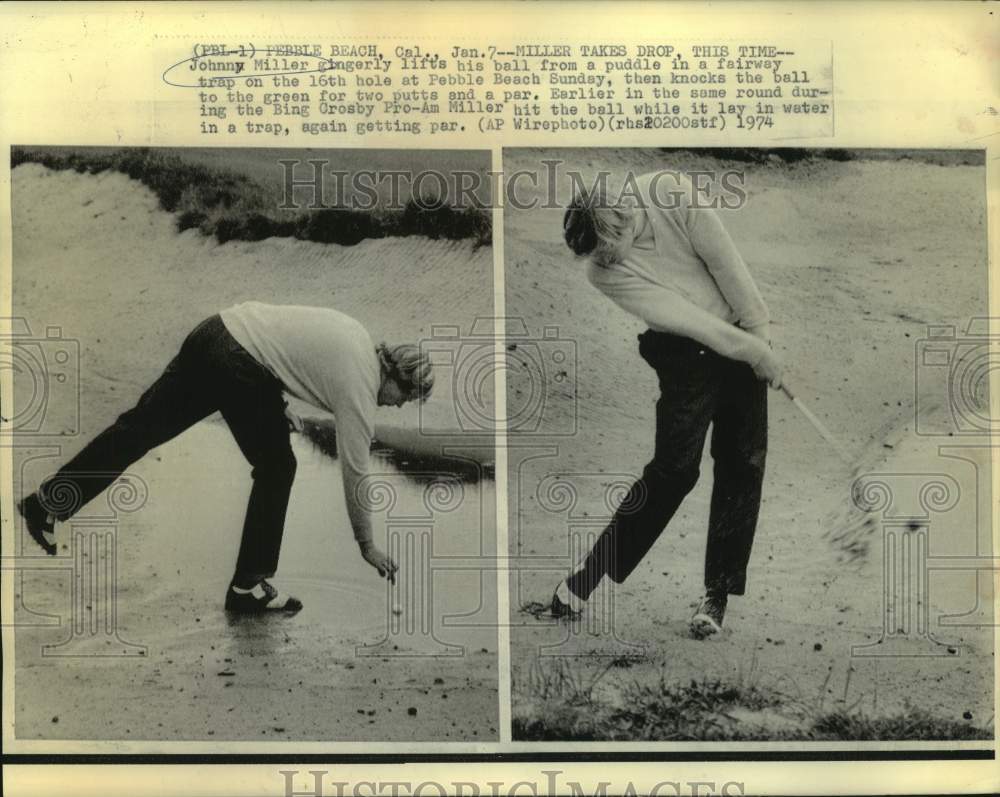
[512,661,992,742]
[809,709,990,741]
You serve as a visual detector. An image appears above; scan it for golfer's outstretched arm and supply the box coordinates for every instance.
[335,402,376,545]
[341,463,374,545]
[338,408,398,582]
[686,205,771,337]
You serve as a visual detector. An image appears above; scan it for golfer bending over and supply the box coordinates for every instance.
[18,301,433,614]
[556,171,782,637]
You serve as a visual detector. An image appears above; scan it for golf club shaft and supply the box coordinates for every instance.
[780,382,855,467]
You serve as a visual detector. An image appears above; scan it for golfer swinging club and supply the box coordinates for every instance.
[18,301,434,613]
[555,170,783,638]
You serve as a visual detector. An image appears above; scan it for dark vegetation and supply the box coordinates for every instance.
[670,147,984,167]
[11,147,492,247]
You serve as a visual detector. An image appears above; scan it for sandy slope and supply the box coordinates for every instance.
[504,149,993,735]
[10,163,498,742]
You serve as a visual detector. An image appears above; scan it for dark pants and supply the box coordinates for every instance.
[567,330,767,600]
[36,315,296,583]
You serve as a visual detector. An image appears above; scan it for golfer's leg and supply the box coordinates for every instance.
[38,348,214,520]
[221,390,296,585]
[704,362,768,596]
[567,340,719,599]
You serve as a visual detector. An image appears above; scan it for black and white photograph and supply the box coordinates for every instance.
[8,146,499,742]
[504,147,993,742]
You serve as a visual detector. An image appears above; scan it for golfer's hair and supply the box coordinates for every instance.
[563,188,633,267]
[377,343,434,403]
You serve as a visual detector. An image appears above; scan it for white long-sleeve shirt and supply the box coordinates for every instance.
[588,170,772,367]
[220,301,379,541]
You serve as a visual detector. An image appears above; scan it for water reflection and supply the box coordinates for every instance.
[302,418,495,482]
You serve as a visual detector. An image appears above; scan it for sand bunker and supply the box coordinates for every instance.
[504,149,992,736]
[10,162,499,742]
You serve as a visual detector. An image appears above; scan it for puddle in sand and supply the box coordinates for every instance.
[129,419,497,654]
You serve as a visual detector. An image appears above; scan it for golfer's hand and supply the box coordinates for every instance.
[360,541,398,584]
[752,348,783,390]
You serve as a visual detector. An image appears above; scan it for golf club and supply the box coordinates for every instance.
[780,379,856,469]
